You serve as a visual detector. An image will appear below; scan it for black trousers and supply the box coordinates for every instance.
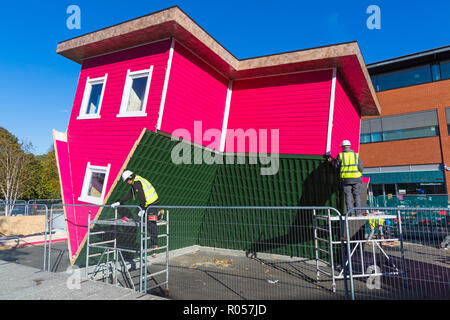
[145,201,159,247]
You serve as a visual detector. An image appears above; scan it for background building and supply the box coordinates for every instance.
[361,45,450,198]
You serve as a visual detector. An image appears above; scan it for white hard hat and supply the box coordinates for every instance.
[341,140,351,147]
[121,170,134,182]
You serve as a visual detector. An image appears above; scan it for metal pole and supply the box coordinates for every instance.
[313,209,320,284]
[43,205,49,271]
[86,211,91,280]
[339,215,349,300]
[114,207,117,286]
[165,209,169,291]
[397,209,408,292]
[345,209,355,300]
[327,209,336,293]
[114,217,118,287]
[48,205,54,272]
[144,206,149,293]
[140,207,144,293]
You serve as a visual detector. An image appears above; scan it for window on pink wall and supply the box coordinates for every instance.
[77,74,108,120]
[78,162,111,205]
[117,66,153,118]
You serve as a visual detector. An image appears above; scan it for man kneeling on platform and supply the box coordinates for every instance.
[111,170,163,251]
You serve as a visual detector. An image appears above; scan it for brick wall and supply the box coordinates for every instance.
[361,79,450,192]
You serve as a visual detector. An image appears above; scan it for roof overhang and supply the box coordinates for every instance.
[56,6,380,116]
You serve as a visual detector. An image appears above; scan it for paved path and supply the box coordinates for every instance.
[0,259,166,300]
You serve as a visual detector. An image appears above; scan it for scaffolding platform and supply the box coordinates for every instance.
[85,208,169,294]
[313,211,406,293]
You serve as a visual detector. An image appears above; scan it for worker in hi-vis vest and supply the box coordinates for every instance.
[111,170,162,249]
[368,217,386,244]
[328,140,364,213]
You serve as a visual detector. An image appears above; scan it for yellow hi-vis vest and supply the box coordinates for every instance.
[369,218,385,229]
[134,175,158,207]
[339,151,362,179]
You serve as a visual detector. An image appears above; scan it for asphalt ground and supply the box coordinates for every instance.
[0,241,448,300]
[132,245,450,300]
[0,259,165,300]
[0,240,71,272]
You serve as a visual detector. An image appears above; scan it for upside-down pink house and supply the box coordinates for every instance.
[54,6,380,264]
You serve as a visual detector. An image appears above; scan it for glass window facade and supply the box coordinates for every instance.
[369,182,446,196]
[431,64,441,81]
[446,107,450,134]
[382,126,438,141]
[370,55,450,92]
[368,183,447,207]
[371,65,432,91]
[441,59,450,80]
[361,110,439,143]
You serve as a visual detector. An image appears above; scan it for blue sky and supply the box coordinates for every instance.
[0,0,449,155]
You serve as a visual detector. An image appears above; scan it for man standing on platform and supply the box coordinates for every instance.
[328,140,364,214]
[111,170,162,250]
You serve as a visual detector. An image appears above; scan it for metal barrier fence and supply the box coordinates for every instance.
[155,206,348,300]
[0,203,53,271]
[27,199,62,215]
[0,199,62,216]
[0,200,28,216]
[84,204,144,292]
[48,203,142,288]
[1,201,449,300]
[49,203,169,295]
[345,207,450,300]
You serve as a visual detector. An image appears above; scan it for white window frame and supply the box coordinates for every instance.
[78,162,111,205]
[77,74,108,120]
[117,66,153,118]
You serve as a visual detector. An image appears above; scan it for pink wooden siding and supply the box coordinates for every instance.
[58,37,365,261]
[225,70,333,154]
[63,39,171,260]
[330,74,361,158]
[160,41,229,150]
[55,139,76,256]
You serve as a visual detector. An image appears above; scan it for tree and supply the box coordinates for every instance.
[0,127,34,215]
[22,155,43,199]
[38,147,61,199]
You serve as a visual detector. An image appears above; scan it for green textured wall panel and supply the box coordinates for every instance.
[199,154,342,259]
[75,131,218,266]
[75,130,343,266]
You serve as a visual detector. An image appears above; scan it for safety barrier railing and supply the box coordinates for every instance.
[311,207,348,296]
[345,206,450,300]
[0,202,53,271]
[84,204,143,292]
[48,203,143,291]
[0,199,62,216]
[4,201,447,300]
[152,205,348,300]
[50,203,169,295]
[142,205,169,294]
[0,200,28,216]
[27,199,62,215]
